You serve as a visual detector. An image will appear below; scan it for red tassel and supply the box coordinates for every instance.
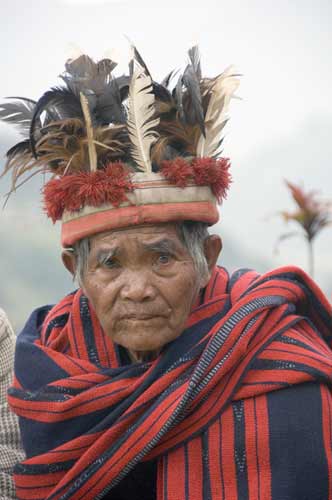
[43,162,133,222]
[43,157,232,224]
[191,157,232,202]
[161,157,232,202]
[160,158,193,187]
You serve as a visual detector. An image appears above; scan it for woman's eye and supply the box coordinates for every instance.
[104,258,119,269]
[157,254,171,265]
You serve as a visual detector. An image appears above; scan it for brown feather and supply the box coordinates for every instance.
[2,117,131,192]
[158,119,200,150]
[35,119,130,174]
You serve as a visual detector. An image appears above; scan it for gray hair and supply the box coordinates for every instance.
[71,221,210,286]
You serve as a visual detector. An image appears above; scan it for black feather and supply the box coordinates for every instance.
[97,58,117,76]
[182,64,205,134]
[188,46,202,81]
[116,75,130,100]
[152,82,172,103]
[174,76,184,121]
[62,56,117,98]
[161,70,174,88]
[29,86,83,158]
[0,97,37,133]
[65,54,96,78]
[96,77,126,124]
[129,57,134,78]
[6,139,31,159]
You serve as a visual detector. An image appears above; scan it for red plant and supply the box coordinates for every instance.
[277,180,332,276]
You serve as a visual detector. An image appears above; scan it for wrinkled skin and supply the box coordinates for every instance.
[62,223,221,362]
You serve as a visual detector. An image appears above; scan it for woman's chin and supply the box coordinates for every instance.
[112,325,175,356]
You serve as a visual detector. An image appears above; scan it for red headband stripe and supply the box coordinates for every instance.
[61,201,219,247]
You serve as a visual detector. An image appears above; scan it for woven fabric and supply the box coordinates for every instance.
[9,266,332,500]
[61,200,218,247]
[61,172,218,246]
[0,309,25,500]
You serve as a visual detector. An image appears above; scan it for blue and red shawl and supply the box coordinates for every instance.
[9,266,332,500]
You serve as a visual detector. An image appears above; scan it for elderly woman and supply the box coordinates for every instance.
[0,309,25,499]
[2,47,332,500]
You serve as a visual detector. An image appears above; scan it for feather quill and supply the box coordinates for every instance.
[196,66,239,158]
[127,66,159,173]
[80,93,97,171]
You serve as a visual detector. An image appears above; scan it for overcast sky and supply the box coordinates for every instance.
[1,0,332,300]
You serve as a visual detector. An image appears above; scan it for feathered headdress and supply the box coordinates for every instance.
[0,45,239,246]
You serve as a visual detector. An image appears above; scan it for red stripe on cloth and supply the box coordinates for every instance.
[244,396,272,500]
[261,347,332,372]
[243,398,259,499]
[290,323,332,356]
[46,326,68,350]
[208,417,224,500]
[230,270,260,303]
[255,395,272,500]
[204,266,229,299]
[29,432,103,464]
[236,369,315,399]
[186,296,228,329]
[88,301,118,367]
[49,372,109,391]
[42,294,73,321]
[9,378,135,422]
[251,266,332,335]
[15,471,65,488]
[34,342,96,377]
[15,486,57,500]
[187,437,203,500]
[68,292,90,360]
[320,384,332,500]
[220,405,237,500]
[165,446,186,499]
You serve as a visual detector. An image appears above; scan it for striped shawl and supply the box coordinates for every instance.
[9,266,332,500]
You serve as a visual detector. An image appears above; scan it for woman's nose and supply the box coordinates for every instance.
[119,271,157,302]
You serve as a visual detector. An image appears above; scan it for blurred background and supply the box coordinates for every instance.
[0,0,331,332]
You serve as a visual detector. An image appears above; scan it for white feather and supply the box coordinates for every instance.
[197,66,240,158]
[127,66,159,173]
[80,92,97,171]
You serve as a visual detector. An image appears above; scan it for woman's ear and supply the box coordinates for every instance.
[202,235,222,285]
[61,249,77,278]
